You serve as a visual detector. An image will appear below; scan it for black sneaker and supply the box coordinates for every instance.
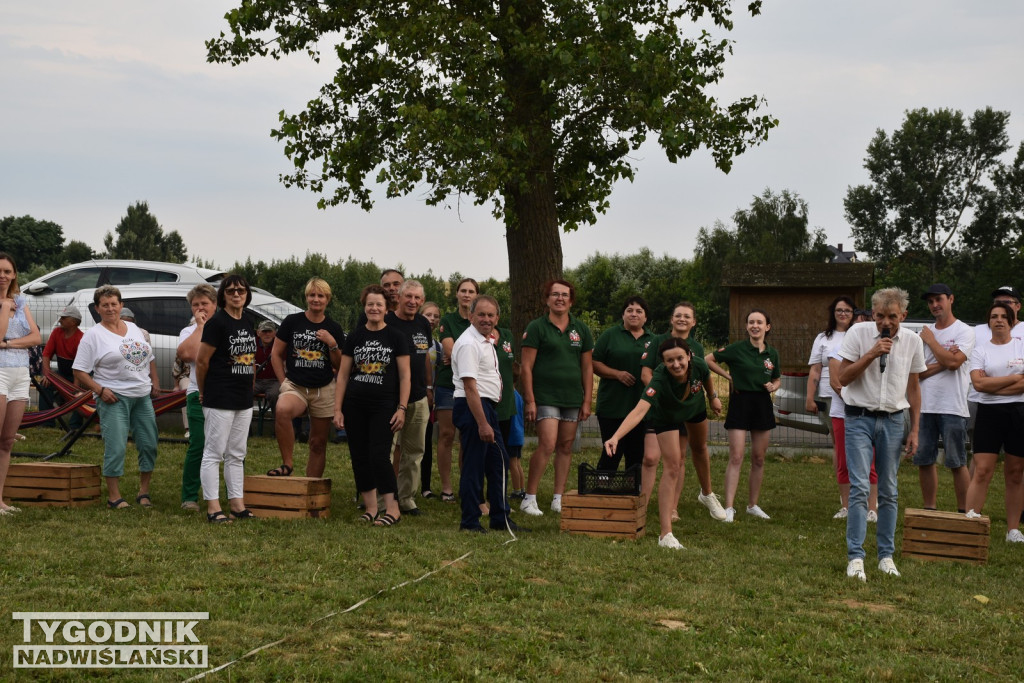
[400,507,424,517]
[492,519,531,532]
[460,525,487,533]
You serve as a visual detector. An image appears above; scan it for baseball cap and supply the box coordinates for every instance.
[920,283,953,300]
[58,304,83,321]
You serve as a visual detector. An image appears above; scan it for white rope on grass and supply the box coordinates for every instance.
[182,550,473,682]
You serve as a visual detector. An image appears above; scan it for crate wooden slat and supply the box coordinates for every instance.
[560,490,645,540]
[3,463,102,507]
[901,508,989,565]
[243,475,331,519]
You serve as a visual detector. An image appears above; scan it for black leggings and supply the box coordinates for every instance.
[344,399,398,495]
[596,416,645,472]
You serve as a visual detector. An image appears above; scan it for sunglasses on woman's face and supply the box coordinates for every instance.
[225,287,247,295]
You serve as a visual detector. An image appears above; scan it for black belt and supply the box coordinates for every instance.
[845,406,903,418]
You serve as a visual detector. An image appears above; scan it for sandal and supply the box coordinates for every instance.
[422,490,435,499]
[230,509,256,520]
[267,464,293,477]
[374,513,401,527]
[357,511,376,523]
[135,493,154,508]
[440,492,456,504]
[107,498,131,510]
[207,511,232,524]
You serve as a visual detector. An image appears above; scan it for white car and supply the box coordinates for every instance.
[36,283,301,389]
[22,259,225,334]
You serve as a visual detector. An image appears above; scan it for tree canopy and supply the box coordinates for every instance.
[0,215,66,273]
[844,107,1013,282]
[104,201,188,263]
[206,0,776,336]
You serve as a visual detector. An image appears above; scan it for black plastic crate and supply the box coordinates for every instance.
[577,463,641,496]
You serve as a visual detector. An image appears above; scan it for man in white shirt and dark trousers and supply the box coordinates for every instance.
[838,288,926,582]
[452,295,526,533]
[915,284,975,513]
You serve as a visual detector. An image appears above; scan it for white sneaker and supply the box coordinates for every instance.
[867,510,878,523]
[1006,529,1024,543]
[746,504,771,520]
[723,507,735,523]
[658,532,686,550]
[520,498,543,517]
[846,558,866,582]
[878,557,901,576]
[550,498,562,513]
[965,509,982,519]
[833,507,848,519]
[698,492,727,521]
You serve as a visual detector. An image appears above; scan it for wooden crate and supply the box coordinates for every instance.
[902,508,989,565]
[559,490,646,540]
[243,475,331,519]
[3,462,101,507]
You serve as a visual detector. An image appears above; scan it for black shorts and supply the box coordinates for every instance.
[724,391,776,432]
[973,402,1024,457]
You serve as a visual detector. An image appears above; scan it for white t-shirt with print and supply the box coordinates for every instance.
[969,337,1024,405]
[73,322,154,398]
[920,319,975,417]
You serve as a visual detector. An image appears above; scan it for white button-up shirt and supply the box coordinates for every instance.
[839,321,927,412]
[452,325,502,402]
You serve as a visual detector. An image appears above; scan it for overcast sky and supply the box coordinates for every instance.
[2,1,1022,280]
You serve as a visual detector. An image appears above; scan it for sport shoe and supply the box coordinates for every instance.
[550,498,562,513]
[520,498,543,516]
[878,557,901,576]
[846,558,866,582]
[746,505,771,520]
[658,532,685,550]
[698,491,727,521]
[180,501,200,512]
[867,510,878,523]
[509,489,526,501]
[723,507,735,523]
[965,509,982,519]
[833,507,848,519]
[1006,529,1024,543]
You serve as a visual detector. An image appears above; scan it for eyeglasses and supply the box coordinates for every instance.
[225,287,247,295]
[834,308,854,314]
[549,292,571,299]
[995,299,1017,306]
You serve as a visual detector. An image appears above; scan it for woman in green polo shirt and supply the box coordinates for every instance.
[435,277,479,503]
[640,301,727,521]
[593,296,652,473]
[604,337,703,550]
[706,308,781,523]
[519,279,594,517]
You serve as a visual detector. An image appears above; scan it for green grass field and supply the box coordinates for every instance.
[1,427,1020,681]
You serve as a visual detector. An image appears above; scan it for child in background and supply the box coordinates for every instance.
[507,389,526,499]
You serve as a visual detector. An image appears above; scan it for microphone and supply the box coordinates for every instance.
[879,327,891,374]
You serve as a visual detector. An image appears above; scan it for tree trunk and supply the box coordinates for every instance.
[506,181,562,345]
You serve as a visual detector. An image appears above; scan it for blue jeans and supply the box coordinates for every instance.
[845,411,906,560]
[913,413,968,468]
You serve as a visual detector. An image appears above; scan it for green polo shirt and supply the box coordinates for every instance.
[712,340,780,393]
[640,332,706,372]
[522,313,594,408]
[493,327,517,420]
[681,359,713,419]
[435,311,471,390]
[593,323,653,419]
[640,364,690,430]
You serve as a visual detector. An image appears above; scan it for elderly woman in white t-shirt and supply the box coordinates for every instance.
[965,302,1024,543]
[73,285,161,510]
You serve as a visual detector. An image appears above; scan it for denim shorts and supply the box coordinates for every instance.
[433,385,454,411]
[913,413,968,468]
[536,405,578,422]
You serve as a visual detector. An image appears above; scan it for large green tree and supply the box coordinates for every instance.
[0,215,65,272]
[206,0,776,336]
[843,107,1012,282]
[104,201,188,263]
[692,188,829,343]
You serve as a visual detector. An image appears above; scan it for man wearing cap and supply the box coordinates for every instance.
[253,320,281,414]
[915,284,974,513]
[974,286,1024,344]
[40,304,85,430]
[838,287,926,582]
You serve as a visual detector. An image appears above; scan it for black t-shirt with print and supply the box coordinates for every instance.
[342,325,410,408]
[200,310,256,410]
[384,311,432,402]
[276,312,346,388]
